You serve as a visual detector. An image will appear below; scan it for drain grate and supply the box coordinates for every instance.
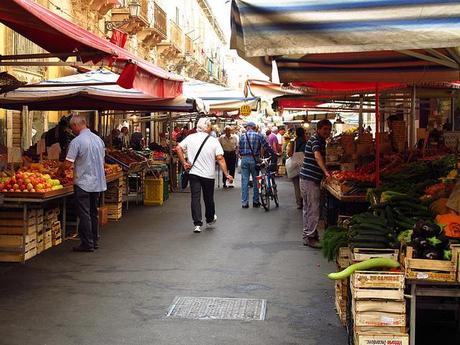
[165,296,267,320]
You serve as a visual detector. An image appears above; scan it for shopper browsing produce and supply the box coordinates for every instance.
[58,115,107,252]
[300,119,332,248]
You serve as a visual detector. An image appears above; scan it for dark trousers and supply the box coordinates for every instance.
[223,151,237,185]
[75,186,100,248]
[190,174,215,226]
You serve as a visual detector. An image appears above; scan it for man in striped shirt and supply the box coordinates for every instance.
[300,119,332,248]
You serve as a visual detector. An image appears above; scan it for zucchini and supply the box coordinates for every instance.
[352,234,389,243]
[349,229,391,238]
[385,205,395,228]
[349,242,388,249]
[328,258,400,280]
[350,223,389,232]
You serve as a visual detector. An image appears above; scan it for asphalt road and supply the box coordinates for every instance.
[0,177,346,345]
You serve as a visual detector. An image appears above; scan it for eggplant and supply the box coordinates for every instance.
[412,237,429,250]
[421,223,441,237]
[413,220,426,237]
[423,249,442,260]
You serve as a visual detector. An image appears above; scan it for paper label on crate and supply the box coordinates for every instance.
[380,316,396,325]
[416,272,429,279]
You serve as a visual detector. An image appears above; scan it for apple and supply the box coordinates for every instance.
[26,183,33,191]
[9,189,14,192]
[2,189,7,192]
[36,183,43,190]
[24,178,31,184]
[30,189,35,192]
[19,184,26,190]
[13,184,19,190]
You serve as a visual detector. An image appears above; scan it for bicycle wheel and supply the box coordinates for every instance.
[259,179,270,211]
[271,178,279,207]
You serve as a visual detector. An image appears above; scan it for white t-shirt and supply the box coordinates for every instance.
[179,132,224,179]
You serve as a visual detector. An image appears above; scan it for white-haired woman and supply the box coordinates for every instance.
[176,118,234,233]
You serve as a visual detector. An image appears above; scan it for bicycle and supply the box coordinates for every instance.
[256,156,279,211]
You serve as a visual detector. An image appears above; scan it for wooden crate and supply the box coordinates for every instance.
[351,272,404,301]
[36,230,44,254]
[337,247,351,269]
[402,246,457,282]
[98,206,108,226]
[0,209,38,235]
[51,221,62,246]
[335,279,348,327]
[354,332,409,345]
[352,298,406,327]
[0,232,37,262]
[350,248,399,264]
[44,230,52,250]
[354,325,407,335]
[107,202,122,221]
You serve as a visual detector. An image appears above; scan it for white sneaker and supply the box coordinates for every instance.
[206,215,217,227]
[194,225,201,233]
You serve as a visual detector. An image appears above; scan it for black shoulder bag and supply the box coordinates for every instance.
[181,135,211,189]
[245,133,263,171]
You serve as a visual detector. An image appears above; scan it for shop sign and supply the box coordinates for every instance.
[240,104,252,116]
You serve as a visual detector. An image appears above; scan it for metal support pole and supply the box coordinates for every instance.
[410,85,416,148]
[375,83,380,186]
[358,94,364,128]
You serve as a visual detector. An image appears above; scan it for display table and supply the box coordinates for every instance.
[0,188,74,262]
[406,279,460,345]
[323,182,369,227]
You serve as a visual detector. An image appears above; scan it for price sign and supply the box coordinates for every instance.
[239,104,252,116]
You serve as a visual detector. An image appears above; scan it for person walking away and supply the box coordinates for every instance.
[238,122,273,208]
[219,125,238,188]
[287,127,307,209]
[58,115,107,252]
[299,119,332,248]
[130,127,144,151]
[176,118,233,233]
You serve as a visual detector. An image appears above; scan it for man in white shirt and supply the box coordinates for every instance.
[177,118,234,233]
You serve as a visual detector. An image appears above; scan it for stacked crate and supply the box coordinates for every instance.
[45,208,62,247]
[351,271,408,345]
[105,178,123,221]
[0,209,38,262]
[335,247,350,327]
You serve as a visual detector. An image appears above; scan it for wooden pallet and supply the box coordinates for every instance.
[402,246,458,282]
[350,248,399,264]
[354,332,409,345]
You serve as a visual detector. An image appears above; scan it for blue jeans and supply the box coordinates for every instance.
[241,156,259,205]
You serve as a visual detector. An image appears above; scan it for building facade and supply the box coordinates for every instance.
[0,0,228,149]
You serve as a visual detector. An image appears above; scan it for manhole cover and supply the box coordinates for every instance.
[165,296,267,320]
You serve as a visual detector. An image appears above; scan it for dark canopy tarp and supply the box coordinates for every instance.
[231,0,460,82]
[0,70,199,112]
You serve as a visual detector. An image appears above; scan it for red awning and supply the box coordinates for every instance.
[0,0,183,98]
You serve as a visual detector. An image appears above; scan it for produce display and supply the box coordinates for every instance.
[0,170,64,193]
[106,149,146,167]
[328,258,400,280]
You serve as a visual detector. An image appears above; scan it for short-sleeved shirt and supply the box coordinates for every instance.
[239,130,272,157]
[268,133,278,149]
[300,133,326,183]
[179,132,224,179]
[219,134,239,152]
[66,128,107,193]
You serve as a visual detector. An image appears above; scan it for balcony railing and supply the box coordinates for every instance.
[153,2,167,37]
[170,20,184,51]
[185,34,193,55]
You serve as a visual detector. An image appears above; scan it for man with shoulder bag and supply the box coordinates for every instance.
[176,118,233,233]
[238,122,273,208]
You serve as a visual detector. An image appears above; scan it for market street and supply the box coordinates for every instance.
[0,177,346,345]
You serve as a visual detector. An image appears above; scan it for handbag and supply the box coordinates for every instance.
[180,135,211,189]
[286,140,305,178]
[245,133,263,171]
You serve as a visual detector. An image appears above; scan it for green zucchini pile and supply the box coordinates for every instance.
[321,191,433,261]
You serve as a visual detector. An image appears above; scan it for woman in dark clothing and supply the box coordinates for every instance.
[287,127,307,209]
